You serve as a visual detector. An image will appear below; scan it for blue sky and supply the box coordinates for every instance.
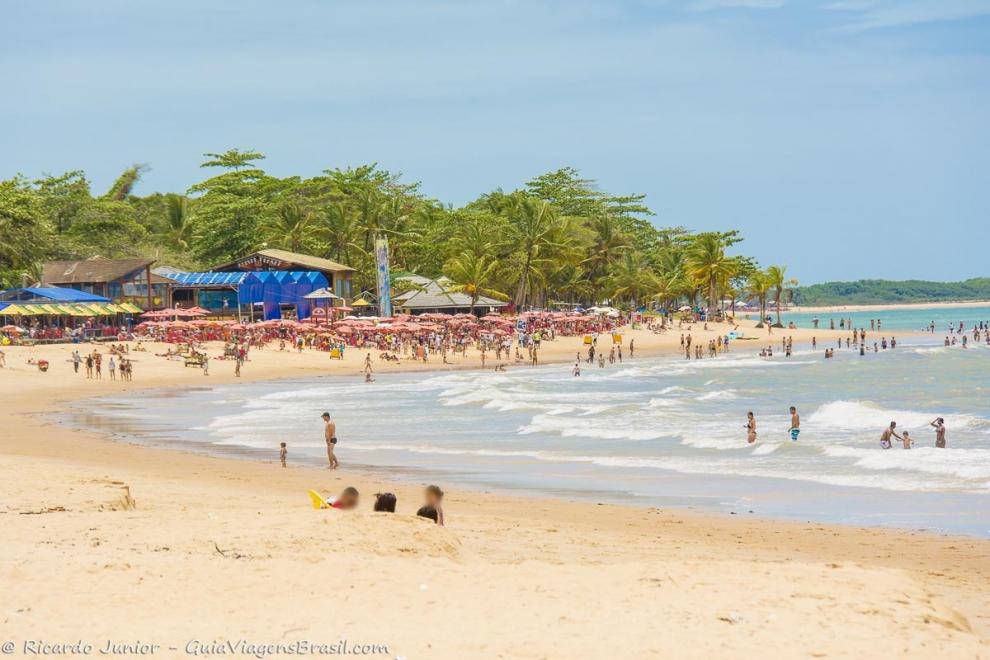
[2,0,989,284]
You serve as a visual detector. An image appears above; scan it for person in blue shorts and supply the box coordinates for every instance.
[789,406,800,441]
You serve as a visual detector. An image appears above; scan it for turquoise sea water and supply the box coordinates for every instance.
[775,304,990,333]
[66,331,990,537]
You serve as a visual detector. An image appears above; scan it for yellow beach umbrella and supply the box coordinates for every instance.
[351,298,371,307]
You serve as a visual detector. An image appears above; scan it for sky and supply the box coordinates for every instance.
[2,0,989,284]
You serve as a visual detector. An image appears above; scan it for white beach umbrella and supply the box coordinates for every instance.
[303,288,342,300]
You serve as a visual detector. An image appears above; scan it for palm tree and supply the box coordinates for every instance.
[606,252,659,308]
[766,265,797,327]
[685,233,739,313]
[263,203,321,253]
[583,214,630,295]
[509,196,562,308]
[747,270,773,328]
[443,252,508,315]
[321,201,360,265]
[164,194,191,251]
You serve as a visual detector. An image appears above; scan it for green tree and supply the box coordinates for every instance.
[187,150,277,264]
[163,194,192,251]
[508,195,563,308]
[0,177,50,286]
[685,233,740,312]
[443,252,508,314]
[262,202,322,253]
[747,270,773,328]
[606,252,659,308]
[766,264,798,327]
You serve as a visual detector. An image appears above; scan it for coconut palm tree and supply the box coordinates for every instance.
[443,252,508,315]
[509,196,563,308]
[321,201,360,265]
[263,202,321,253]
[747,270,773,327]
[606,251,659,308]
[164,194,191,251]
[583,214,630,294]
[766,264,797,327]
[685,233,739,313]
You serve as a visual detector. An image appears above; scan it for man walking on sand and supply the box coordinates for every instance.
[322,411,339,469]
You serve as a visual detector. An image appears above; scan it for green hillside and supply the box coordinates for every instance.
[793,279,990,306]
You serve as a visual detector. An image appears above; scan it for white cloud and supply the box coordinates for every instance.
[836,0,990,31]
[687,0,786,10]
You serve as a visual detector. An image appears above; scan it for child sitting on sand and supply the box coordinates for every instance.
[373,492,397,512]
[424,485,445,526]
[416,505,438,522]
[332,487,360,510]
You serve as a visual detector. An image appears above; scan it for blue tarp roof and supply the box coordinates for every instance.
[0,286,111,303]
[168,272,249,286]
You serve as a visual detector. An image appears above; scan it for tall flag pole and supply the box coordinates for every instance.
[375,236,392,317]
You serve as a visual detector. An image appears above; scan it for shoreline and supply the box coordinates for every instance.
[53,351,990,540]
[3,325,989,656]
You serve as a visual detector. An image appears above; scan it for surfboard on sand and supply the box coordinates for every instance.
[307,489,331,510]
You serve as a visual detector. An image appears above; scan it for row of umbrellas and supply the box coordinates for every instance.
[140,307,210,318]
[0,302,143,317]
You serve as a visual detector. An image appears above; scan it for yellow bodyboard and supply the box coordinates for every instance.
[307,489,330,510]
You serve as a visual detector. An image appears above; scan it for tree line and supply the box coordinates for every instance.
[794,279,990,306]
[0,149,796,321]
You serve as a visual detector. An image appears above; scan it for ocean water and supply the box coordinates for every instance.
[776,304,990,332]
[65,336,990,537]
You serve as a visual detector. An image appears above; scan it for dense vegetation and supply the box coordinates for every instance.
[0,149,795,320]
[793,279,990,306]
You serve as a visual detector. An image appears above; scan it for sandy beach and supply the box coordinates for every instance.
[2,320,988,658]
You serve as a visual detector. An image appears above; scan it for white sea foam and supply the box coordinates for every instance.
[697,390,738,401]
[807,400,985,431]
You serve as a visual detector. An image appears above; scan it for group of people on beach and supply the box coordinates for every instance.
[71,347,134,381]
[312,484,446,524]
[275,410,447,524]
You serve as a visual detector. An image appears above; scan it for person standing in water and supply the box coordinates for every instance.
[880,422,901,450]
[322,411,339,469]
[930,417,946,448]
[788,406,800,441]
[746,412,757,444]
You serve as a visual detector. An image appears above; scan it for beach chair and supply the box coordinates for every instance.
[329,347,341,360]
[307,489,331,510]
[184,355,204,368]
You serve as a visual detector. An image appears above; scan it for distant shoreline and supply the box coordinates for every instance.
[790,300,990,314]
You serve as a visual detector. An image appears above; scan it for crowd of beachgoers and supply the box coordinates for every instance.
[4,311,987,461]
